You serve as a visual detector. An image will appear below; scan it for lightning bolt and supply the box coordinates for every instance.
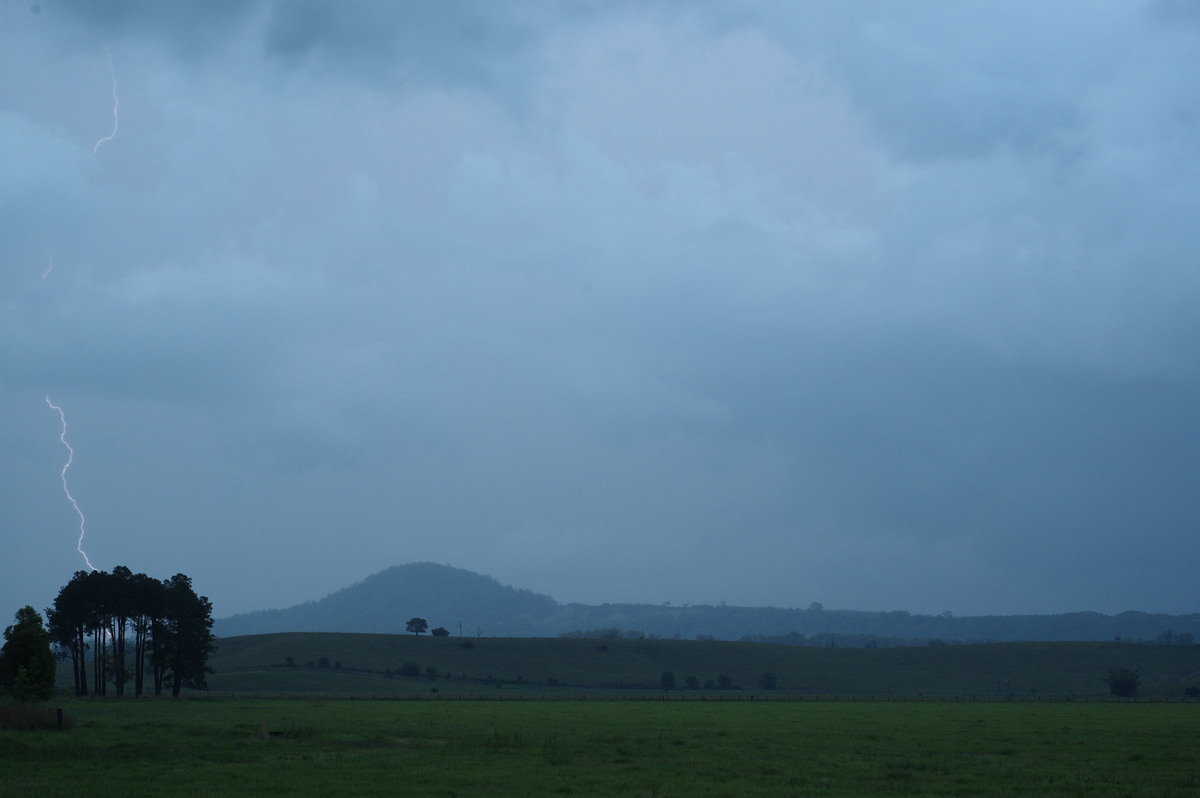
[92,47,119,154]
[42,248,54,280]
[45,395,99,572]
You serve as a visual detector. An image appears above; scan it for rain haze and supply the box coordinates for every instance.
[3,1,1198,623]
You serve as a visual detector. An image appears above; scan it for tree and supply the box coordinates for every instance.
[431,626,450,637]
[1104,667,1141,697]
[0,606,57,702]
[759,672,778,690]
[47,571,91,697]
[659,671,676,691]
[161,574,215,698]
[406,618,428,636]
[47,567,212,698]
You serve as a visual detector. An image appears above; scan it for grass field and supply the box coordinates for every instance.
[3,696,1197,796]
[202,633,1200,698]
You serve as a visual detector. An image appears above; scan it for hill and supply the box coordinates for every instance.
[206,633,1200,698]
[214,562,1200,644]
[214,563,561,638]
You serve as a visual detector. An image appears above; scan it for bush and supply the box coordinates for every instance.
[399,661,421,678]
[1104,667,1141,697]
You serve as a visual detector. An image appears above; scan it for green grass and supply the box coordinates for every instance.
[3,696,1198,796]
[200,633,1200,698]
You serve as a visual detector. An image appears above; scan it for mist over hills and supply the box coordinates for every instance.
[214,563,1200,644]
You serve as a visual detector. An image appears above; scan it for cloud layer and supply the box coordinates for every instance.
[3,1,1198,620]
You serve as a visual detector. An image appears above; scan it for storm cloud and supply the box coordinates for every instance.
[3,1,1198,621]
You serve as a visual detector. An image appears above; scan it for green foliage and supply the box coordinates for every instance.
[0,606,56,702]
[1104,667,1142,697]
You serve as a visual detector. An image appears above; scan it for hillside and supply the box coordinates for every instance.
[206,633,1200,698]
[214,562,1200,644]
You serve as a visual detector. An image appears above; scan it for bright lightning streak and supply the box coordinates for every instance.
[45,396,99,572]
[42,248,54,280]
[92,48,119,154]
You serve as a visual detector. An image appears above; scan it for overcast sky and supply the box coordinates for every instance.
[3,1,1199,623]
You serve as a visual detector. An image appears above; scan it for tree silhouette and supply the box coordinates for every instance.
[0,606,56,702]
[406,617,429,636]
[1104,667,1141,697]
[47,568,213,698]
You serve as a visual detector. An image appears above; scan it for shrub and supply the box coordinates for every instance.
[1104,667,1141,697]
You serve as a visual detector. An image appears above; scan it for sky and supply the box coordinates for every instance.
[3,1,1199,622]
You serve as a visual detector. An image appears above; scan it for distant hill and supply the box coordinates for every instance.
[215,563,561,638]
[213,562,1200,644]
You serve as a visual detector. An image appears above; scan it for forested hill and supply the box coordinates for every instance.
[213,563,1200,644]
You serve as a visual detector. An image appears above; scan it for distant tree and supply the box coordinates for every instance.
[759,672,778,690]
[684,675,700,690]
[1104,667,1141,697]
[0,606,56,702]
[717,674,733,689]
[399,660,420,677]
[659,671,676,691]
[406,618,428,636]
[431,627,450,637]
[425,666,439,680]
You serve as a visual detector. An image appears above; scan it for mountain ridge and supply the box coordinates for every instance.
[213,562,1200,644]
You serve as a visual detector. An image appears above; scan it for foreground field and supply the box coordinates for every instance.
[3,697,1197,796]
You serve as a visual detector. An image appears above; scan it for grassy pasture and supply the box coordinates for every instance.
[3,697,1198,796]
[204,633,1200,698]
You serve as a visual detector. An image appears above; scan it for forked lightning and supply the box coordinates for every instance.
[45,396,98,572]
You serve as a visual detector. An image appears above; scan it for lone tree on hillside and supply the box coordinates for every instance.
[431,626,450,637]
[1104,667,1142,697]
[406,617,429,636]
[0,606,57,702]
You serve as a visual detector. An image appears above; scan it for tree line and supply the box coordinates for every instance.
[46,567,215,698]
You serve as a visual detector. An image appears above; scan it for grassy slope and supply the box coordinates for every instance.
[206,633,1200,697]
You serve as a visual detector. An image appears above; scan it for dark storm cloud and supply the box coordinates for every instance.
[3,1,1197,621]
